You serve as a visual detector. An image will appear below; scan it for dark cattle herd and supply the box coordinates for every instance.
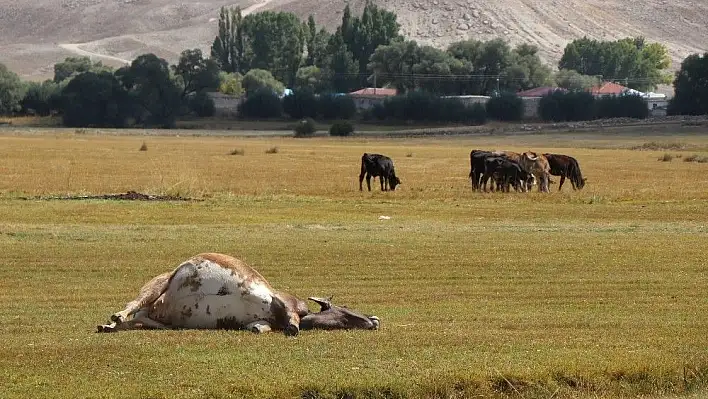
[359,150,586,193]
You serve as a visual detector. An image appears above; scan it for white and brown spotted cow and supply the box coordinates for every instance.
[97,253,380,336]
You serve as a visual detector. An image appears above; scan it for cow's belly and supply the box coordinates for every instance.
[163,259,275,329]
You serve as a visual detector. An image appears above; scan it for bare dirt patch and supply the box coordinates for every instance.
[20,190,201,202]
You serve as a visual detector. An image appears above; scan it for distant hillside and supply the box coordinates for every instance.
[1,0,706,90]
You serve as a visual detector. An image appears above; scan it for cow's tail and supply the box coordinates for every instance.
[569,158,584,188]
[360,154,367,177]
[469,151,474,178]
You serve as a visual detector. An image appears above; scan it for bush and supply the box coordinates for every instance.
[238,89,282,119]
[282,89,318,119]
[20,80,62,116]
[318,94,357,120]
[539,90,596,122]
[60,71,131,128]
[293,118,317,137]
[596,94,648,119]
[486,92,524,121]
[466,103,487,125]
[189,90,215,117]
[369,92,487,124]
[329,121,354,136]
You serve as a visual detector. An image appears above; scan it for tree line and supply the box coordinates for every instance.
[0,0,707,124]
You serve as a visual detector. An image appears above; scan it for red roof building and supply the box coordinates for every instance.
[349,87,398,96]
[516,86,568,97]
[588,81,631,96]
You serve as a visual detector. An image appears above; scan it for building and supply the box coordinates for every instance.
[348,87,398,110]
[516,87,568,98]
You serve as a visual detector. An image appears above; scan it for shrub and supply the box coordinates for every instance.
[282,89,318,119]
[238,89,282,119]
[229,148,245,155]
[265,146,279,154]
[658,153,673,162]
[596,94,648,119]
[189,90,216,117]
[486,92,523,122]
[293,118,317,137]
[139,142,148,151]
[539,90,596,122]
[329,121,354,136]
[318,94,357,120]
[466,103,487,125]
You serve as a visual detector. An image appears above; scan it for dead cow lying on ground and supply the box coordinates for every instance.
[97,253,380,336]
[359,153,402,191]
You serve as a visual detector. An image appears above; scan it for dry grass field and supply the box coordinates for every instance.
[0,126,707,398]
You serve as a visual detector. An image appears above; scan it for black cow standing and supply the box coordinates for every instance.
[359,153,402,192]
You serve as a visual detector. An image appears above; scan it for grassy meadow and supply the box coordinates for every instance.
[0,126,707,398]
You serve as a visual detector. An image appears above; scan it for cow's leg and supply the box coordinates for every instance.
[246,320,273,334]
[110,272,171,324]
[97,314,167,333]
[366,174,372,191]
[558,175,566,191]
[380,176,386,191]
[540,174,550,193]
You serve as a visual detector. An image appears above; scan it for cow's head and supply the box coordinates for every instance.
[299,296,380,331]
[390,176,402,190]
[578,177,588,189]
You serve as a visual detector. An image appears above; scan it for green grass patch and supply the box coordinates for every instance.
[0,129,707,398]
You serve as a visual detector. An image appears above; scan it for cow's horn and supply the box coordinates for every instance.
[308,296,333,311]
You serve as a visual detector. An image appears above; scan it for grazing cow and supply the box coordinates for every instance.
[97,253,380,336]
[469,149,493,191]
[359,153,401,191]
[482,156,534,193]
[543,153,587,191]
[517,151,551,193]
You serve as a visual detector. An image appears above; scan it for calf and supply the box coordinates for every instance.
[359,153,401,191]
[482,157,527,192]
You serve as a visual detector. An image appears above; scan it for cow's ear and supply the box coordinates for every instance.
[308,296,333,311]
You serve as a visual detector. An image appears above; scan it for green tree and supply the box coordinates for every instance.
[559,36,672,91]
[53,56,112,83]
[210,6,244,73]
[368,40,421,93]
[172,49,221,98]
[218,71,244,96]
[502,44,552,92]
[0,63,25,115]
[242,11,306,86]
[241,69,285,96]
[346,1,400,80]
[295,66,328,92]
[116,53,182,128]
[60,71,131,127]
[448,39,512,95]
[554,69,600,90]
[324,29,359,93]
[20,80,63,116]
[669,52,708,115]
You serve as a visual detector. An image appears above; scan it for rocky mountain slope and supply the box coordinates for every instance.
[0,0,705,84]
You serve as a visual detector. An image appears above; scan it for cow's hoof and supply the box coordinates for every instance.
[369,316,380,330]
[284,324,299,337]
[97,324,116,333]
[110,313,125,324]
